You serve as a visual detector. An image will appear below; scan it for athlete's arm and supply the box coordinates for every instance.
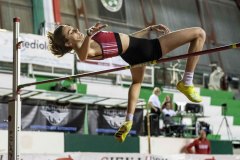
[130,24,170,38]
[75,22,107,61]
[130,27,151,38]
[151,24,171,34]
[75,36,92,61]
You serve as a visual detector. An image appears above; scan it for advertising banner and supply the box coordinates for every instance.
[87,106,143,135]
[0,31,74,69]
[0,153,238,160]
[0,101,85,133]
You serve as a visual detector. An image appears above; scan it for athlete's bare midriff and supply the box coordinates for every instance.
[118,33,130,53]
[87,33,130,59]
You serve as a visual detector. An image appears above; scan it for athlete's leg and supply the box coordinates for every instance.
[159,27,206,72]
[159,27,206,102]
[127,66,146,114]
[115,66,146,142]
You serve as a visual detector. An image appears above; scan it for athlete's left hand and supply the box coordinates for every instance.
[86,22,108,36]
[150,24,171,34]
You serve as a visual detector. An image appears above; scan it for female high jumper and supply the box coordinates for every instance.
[47,22,206,142]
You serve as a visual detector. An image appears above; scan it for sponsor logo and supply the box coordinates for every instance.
[20,36,48,51]
[101,155,168,160]
[40,105,69,125]
[21,40,48,50]
[103,109,126,129]
[101,0,123,12]
[29,104,78,132]
[0,32,48,51]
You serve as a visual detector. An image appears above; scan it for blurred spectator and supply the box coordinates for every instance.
[162,101,184,137]
[161,95,173,110]
[162,101,176,125]
[186,129,211,154]
[50,82,76,93]
[208,63,224,90]
[147,87,161,136]
[148,87,161,115]
[220,74,231,91]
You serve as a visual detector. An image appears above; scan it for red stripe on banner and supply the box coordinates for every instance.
[52,0,61,23]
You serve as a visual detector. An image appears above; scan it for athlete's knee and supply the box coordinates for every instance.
[195,27,206,41]
[131,80,142,86]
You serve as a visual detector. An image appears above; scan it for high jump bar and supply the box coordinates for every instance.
[17,42,240,90]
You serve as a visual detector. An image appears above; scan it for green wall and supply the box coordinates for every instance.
[64,134,233,154]
[64,134,139,153]
[210,140,233,154]
[200,88,234,100]
[200,88,240,125]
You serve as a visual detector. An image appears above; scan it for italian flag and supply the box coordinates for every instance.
[32,0,61,34]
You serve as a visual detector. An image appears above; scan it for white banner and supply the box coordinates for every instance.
[0,31,74,69]
[0,152,239,160]
[77,56,131,76]
[77,58,154,87]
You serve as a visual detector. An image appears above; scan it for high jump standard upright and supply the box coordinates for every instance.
[8,17,21,160]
